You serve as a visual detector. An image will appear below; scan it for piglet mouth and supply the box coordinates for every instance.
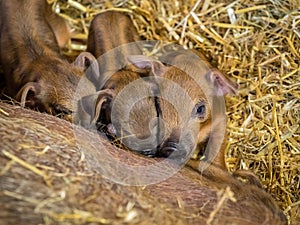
[134,142,180,158]
[139,149,158,157]
[125,141,185,159]
[52,104,73,121]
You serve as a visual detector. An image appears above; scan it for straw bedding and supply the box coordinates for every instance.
[0,0,299,224]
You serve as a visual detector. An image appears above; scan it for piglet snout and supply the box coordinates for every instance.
[157,140,179,158]
[139,148,157,157]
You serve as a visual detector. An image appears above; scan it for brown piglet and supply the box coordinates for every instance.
[77,48,237,171]
[82,11,236,169]
[87,10,142,86]
[87,10,142,60]
[0,0,96,118]
[156,49,238,168]
[74,11,146,127]
[125,51,237,166]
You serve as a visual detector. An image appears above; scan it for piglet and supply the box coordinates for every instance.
[87,11,142,62]
[0,0,96,118]
[107,49,237,167]
[74,10,146,126]
[155,49,238,168]
[86,10,142,88]
[82,11,237,169]
[76,48,237,171]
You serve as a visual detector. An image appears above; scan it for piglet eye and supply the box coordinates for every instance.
[193,102,206,119]
[53,104,72,116]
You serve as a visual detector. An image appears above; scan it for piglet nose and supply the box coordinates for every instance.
[156,141,179,158]
[139,148,157,157]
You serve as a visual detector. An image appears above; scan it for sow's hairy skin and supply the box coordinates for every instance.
[0,102,287,225]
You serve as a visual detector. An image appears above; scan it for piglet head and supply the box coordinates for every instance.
[126,56,194,160]
[74,68,157,142]
[158,49,238,167]
[15,52,97,121]
[126,52,237,166]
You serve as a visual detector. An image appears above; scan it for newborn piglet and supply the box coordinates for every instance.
[116,50,238,167]
[154,49,238,168]
[0,0,96,119]
[86,10,142,88]
[76,49,237,168]
[74,10,145,129]
[82,10,237,167]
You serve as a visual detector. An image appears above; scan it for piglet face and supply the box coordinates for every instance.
[101,63,207,162]
[16,52,96,120]
[154,67,211,160]
[158,49,238,166]
[109,75,159,156]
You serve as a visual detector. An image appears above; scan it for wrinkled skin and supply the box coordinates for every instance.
[0,0,95,117]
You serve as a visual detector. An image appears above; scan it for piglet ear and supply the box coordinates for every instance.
[76,89,114,128]
[73,52,97,69]
[127,55,168,76]
[209,68,238,96]
[16,82,41,107]
[73,51,100,83]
